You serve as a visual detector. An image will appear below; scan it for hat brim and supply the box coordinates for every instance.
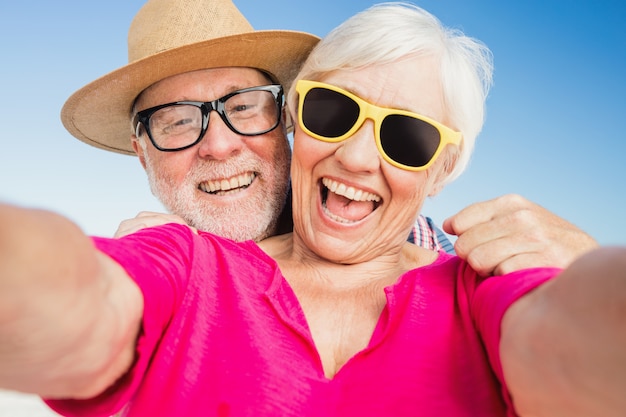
[61,30,319,155]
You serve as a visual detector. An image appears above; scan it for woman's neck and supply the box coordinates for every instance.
[259,233,438,378]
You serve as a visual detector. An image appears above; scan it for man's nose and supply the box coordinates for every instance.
[196,111,245,160]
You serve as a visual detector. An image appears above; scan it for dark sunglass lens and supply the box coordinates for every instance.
[302,88,360,138]
[380,115,441,168]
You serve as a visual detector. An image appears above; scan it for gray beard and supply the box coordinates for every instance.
[144,154,289,242]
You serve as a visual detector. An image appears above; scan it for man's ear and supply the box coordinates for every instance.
[131,137,147,169]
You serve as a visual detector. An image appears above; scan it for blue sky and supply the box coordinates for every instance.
[0,0,624,245]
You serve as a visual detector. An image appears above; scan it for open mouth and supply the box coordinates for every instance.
[321,177,381,224]
[199,172,256,195]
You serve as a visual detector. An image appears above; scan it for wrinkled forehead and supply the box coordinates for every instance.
[133,67,275,111]
[316,56,446,122]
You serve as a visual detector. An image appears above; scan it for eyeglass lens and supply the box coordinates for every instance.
[301,88,359,137]
[301,87,442,168]
[380,114,441,168]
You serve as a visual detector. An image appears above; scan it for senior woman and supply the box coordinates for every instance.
[0,3,624,417]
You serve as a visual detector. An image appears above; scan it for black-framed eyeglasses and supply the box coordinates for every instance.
[133,84,283,152]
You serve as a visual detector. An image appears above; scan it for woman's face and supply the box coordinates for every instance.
[291,55,455,264]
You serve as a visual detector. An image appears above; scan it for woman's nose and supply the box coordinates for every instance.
[333,119,381,173]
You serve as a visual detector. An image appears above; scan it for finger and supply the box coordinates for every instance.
[456,210,551,275]
[461,217,589,276]
[133,211,161,218]
[443,197,503,236]
[113,214,188,238]
[444,194,527,236]
[452,211,518,260]
[461,231,552,277]
[133,211,178,220]
[492,251,559,276]
[461,235,528,277]
[114,221,152,238]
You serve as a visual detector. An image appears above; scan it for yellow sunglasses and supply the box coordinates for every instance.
[295,80,462,171]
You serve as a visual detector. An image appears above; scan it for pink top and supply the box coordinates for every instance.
[47,224,558,417]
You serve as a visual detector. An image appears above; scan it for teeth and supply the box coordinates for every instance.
[322,178,381,202]
[200,173,255,193]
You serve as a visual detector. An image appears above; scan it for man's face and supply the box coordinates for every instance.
[132,68,291,242]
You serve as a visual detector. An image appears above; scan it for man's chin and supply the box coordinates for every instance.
[185,205,276,242]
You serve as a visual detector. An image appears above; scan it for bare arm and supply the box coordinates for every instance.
[0,203,143,399]
[443,194,598,276]
[501,246,626,416]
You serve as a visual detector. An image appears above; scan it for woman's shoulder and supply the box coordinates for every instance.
[402,242,457,269]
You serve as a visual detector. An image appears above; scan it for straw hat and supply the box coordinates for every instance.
[61,0,320,155]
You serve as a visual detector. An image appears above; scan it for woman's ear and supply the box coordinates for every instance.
[428,149,458,197]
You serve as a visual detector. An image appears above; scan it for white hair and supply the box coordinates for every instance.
[288,2,494,183]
